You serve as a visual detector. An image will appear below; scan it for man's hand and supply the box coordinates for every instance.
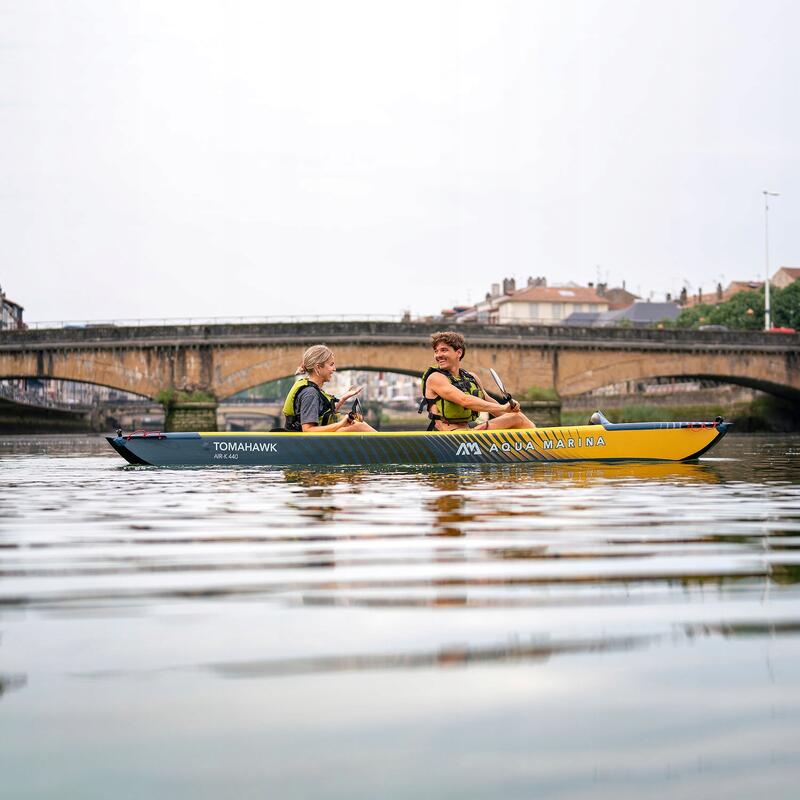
[505,399,520,413]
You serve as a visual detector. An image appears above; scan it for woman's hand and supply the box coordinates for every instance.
[339,385,363,404]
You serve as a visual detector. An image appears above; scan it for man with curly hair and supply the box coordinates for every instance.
[419,331,535,431]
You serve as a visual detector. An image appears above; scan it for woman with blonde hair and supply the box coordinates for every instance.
[282,345,375,432]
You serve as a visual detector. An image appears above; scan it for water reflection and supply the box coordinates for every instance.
[285,460,723,487]
[196,617,800,677]
[203,632,654,678]
[0,673,27,696]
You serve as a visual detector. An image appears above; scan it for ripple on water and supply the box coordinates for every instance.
[1,437,799,618]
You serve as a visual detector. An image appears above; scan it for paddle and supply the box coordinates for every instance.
[348,397,364,422]
[489,368,513,405]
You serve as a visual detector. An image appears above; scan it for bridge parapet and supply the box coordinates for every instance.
[2,321,799,352]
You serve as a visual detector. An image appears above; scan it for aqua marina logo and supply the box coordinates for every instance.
[455,442,482,456]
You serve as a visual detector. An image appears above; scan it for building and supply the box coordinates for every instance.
[0,287,25,330]
[597,283,640,310]
[600,301,681,327]
[444,277,533,324]
[446,277,609,325]
[681,280,763,308]
[493,284,608,325]
[565,301,681,328]
[723,281,763,301]
[772,267,800,289]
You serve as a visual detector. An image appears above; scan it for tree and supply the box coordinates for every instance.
[772,281,800,329]
[676,289,763,330]
[675,283,799,330]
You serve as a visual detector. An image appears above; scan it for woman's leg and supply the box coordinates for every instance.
[342,420,376,432]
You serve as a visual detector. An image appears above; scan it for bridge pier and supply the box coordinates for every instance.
[519,399,561,427]
[164,402,218,432]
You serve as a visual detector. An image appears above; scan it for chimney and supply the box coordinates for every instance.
[502,277,516,295]
[666,292,672,302]
[597,282,607,297]
[491,283,500,298]
[679,287,687,305]
[588,281,594,288]
[716,282,723,301]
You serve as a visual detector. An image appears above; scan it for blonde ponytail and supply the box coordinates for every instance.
[296,345,334,376]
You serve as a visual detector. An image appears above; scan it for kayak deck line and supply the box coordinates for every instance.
[106,418,731,467]
[189,419,723,437]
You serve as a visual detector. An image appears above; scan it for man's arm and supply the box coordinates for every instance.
[472,374,521,414]
[427,372,512,416]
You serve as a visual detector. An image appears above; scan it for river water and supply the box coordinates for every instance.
[2,433,800,799]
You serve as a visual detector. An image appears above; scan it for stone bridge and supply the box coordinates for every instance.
[1,322,798,404]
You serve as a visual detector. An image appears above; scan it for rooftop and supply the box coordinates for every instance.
[606,301,681,324]
[499,285,607,304]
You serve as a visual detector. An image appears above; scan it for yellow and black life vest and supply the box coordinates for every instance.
[419,366,483,428]
[282,379,338,432]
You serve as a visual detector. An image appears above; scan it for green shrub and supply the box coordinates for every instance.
[520,386,560,401]
[155,388,216,407]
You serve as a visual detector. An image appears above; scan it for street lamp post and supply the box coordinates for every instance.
[763,190,780,331]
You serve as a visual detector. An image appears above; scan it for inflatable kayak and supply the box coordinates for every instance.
[106,415,730,467]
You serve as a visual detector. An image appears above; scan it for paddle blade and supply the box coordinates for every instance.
[489,368,506,394]
[489,368,512,404]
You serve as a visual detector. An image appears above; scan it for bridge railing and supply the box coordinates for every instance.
[7,317,799,348]
[20,314,580,330]
[21,314,429,330]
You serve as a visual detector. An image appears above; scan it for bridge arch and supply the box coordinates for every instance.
[213,344,433,398]
[0,343,245,400]
[213,343,557,399]
[0,371,154,400]
[556,349,800,401]
[227,364,423,400]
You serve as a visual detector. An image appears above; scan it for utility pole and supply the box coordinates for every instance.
[763,190,779,331]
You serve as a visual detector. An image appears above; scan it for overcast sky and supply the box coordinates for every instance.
[2,0,798,322]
